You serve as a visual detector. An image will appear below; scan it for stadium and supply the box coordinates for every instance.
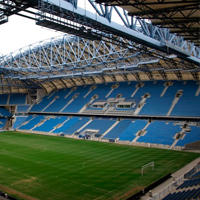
[0,0,200,200]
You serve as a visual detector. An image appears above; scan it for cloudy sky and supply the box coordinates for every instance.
[0,15,62,55]
[0,1,126,55]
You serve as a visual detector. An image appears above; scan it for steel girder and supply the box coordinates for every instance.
[96,0,200,45]
[35,0,200,66]
[0,35,165,80]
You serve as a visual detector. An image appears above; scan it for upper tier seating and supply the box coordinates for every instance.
[171,81,200,116]
[16,105,30,113]
[0,107,11,117]
[0,94,8,105]
[9,93,27,105]
[0,93,27,105]
[30,81,200,117]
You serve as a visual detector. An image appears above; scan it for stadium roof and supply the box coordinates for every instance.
[0,0,199,94]
[0,35,200,94]
[95,0,200,46]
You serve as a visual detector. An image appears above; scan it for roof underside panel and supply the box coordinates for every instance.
[0,34,199,93]
[96,0,200,46]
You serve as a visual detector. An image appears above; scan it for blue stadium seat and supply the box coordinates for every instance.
[0,107,11,117]
[137,121,181,145]
[0,118,7,129]
[81,118,115,136]
[103,120,132,139]
[119,120,147,141]
[176,126,200,146]
[172,81,200,116]
[16,105,30,113]
[44,88,72,112]
[13,116,28,129]
[33,116,67,132]
[53,117,81,134]
[19,115,45,130]
[9,93,27,105]
[0,94,8,105]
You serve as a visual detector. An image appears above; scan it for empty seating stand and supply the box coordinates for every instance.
[33,116,67,132]
[80,118,115,136]
[176,126,200,147]
[137,121,181,146]
[103,120,132,140]
[13,116,28,129]
[177,178,200,189]
[29,80,200,117]
[53,117,86,135]
[0,94,8,105]
[0,118,6,129]
[119,120,147,141]
[19,115,45,130]
[0,107,11,117]
[163,188,200,200]
[16,105,30,113]
[9,93,27,105]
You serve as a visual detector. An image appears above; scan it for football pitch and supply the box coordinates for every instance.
[0,131,199,200]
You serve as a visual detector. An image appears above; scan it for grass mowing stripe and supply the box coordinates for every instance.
[0,131,199,200]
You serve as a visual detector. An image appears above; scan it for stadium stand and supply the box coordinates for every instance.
[13,116,28,129]
[137,121,181,146]
[163,165,200,200]
[119,120,147,141]
[16,105,30,113]
[163,188,200,200]
[53,117,87,135]
[0,118,6,129]
[0,94,27,105]
[80,118,115,137]
[176,126,200,147]
[19,115,45,130]
[30,81,200,117]
[9,93,27,105]
[33,116,67,132]
[0,108,11,117]
[0,94,8,105]
[103,119,132,139]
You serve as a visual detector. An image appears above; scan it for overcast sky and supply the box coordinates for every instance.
[0,1,126,56]
[0,1,98,55]
[0,15,63,55]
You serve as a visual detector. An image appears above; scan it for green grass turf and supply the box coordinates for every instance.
[0,131,199,200]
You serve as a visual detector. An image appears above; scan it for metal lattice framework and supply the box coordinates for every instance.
[95,0,200,46]
[0,0,199,93]
[0,35,162,80]
[0,0,199,65]
[0,34,200,94]
[36,0,200,66]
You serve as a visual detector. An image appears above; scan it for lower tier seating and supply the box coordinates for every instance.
[14,115,200,148]
[163,164,200,200]
[0,118,7,129]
